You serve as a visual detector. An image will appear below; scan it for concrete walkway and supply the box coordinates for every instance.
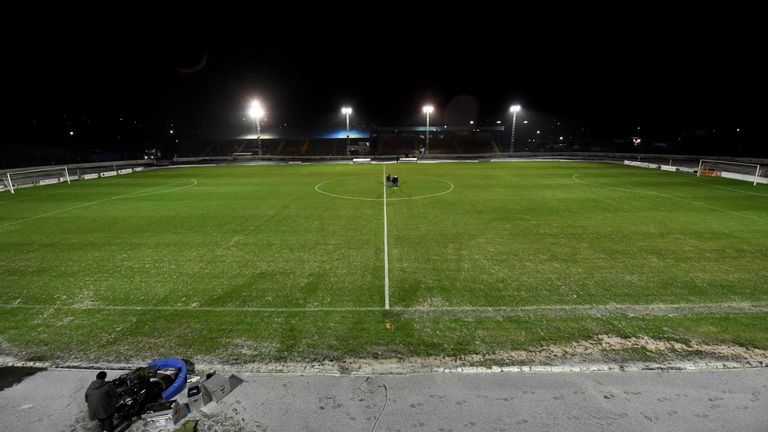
[0,367,766,431]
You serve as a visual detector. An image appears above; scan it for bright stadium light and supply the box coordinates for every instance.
[341,106,352,155]
[422,105,434,154]
[248,101,265,120]
[509,104,522,153]
[248,100,265,155]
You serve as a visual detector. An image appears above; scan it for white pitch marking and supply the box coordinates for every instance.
[315,176,454,201]
[677,177,768,197]
[1,302,765,315]
[0,304,384,312]
[572,174,768,224]
[0,179,197,230]
[383,165,390,310]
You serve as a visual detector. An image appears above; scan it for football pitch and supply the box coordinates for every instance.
[1,161,767,364]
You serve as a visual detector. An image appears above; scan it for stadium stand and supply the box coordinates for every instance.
[176,125,508,159]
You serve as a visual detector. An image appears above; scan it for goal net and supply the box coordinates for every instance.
[697,159,766,186]
[2,166,72,194]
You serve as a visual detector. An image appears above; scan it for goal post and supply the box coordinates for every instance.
[697,159,763,186]
[2,166,72,194]
[3,173,14,194]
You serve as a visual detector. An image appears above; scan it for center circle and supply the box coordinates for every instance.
[315,175,454,201]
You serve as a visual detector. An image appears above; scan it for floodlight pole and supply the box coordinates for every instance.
[345,112,351,144]
[257,118,262,156]
[425,111,430,153]
[248,101,265,156]
[509,105,521,153]
[345,110,351,155]
[422,105,434,154]
[341,107,353,156]
[510,110,518,152]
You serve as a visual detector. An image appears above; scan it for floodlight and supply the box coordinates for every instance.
[422,105,434,114]
[248,101,265,119]
[509,104,522,113]
[341,107,352,115]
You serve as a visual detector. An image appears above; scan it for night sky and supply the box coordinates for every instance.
[1,11,762,163]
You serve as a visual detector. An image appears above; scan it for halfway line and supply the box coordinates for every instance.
[383,165,390,309]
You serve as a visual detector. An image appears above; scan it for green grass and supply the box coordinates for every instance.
[1,161,767,363]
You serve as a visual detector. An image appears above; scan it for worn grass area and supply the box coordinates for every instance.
[2,307,767,364]
[1,162,767,363]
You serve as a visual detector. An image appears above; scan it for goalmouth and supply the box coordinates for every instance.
[697,159,766,186]
[2,166,71,194]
